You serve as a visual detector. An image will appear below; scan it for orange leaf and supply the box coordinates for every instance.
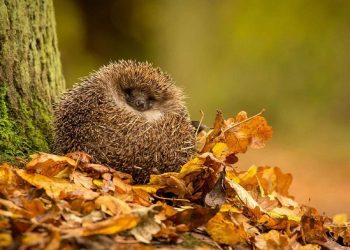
[16,169,99,200]
[26,153,76,177]
[63,213,140,236]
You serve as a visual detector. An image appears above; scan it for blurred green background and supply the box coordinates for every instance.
[54,0,350,215]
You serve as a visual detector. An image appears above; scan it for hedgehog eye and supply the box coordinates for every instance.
[148,96,156,107]
[124,88,132,99]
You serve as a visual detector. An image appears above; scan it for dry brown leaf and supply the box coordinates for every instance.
[0,198,32,218]
[45,229,61,250]
[254,230,320,250]
[204,169,226,208]
[63,213,140,237]
[149,174,189,198]
[22,198,47,217]
[130,205,163,243]
[16,169,99,200]
[95,195,131,216]
[0,164,25,195]
[78,163,116,176]
[21,232,49,249]
[70,171,94,190]
[301,207,328,243]
[26,153,76,177]
[65,151,92,164]
[168,206,219,231]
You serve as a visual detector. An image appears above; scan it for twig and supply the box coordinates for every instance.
[195,110,205,136]
[153,194,190,203]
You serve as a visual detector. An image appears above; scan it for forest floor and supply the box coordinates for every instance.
[239,143,350,216]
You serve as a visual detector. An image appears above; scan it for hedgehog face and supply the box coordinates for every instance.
[113,78,184,122]
[122,86,176,122]
[124,88,155,112]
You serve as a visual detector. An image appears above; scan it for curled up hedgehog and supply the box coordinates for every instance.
[53,60,196,183]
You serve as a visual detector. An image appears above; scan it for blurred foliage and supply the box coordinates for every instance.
[54,0,350,147]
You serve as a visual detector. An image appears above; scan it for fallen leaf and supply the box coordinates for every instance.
[95,195,131,216]
[16,169,99,200]
[225,177,265,212]
[333,214,348,226]
[254,230,290,250]
[168,206,219,230]
[26,153,76,177]
[0,233,12,248]
[130,205,163,243]
[65,151,92,164]
[301,207,328,243]
[71,171,94,189]
[63,213,140,237]
[205,211,247,245]
[149,174,189,198]
[204,169,226,208]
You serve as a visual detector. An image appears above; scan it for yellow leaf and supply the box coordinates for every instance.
[333,213,348,225]
[212,142,229,160]
[16,169,99,200]
[133,185,162,194]
[178,157,205,178]
[205,212,246,245]
[268,207,301,222]
[21,232,47,247]
[225,169,240,183]
[93,179,103,187]
[220,204,242,213]
[238,165,258,183]
[0,233,12,247]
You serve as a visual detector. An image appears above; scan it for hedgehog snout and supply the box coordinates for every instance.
[135,98,147,111]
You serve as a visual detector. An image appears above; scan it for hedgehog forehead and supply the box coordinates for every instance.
[117,78,174,99]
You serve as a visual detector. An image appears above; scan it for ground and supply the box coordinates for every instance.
[239,143,350,216]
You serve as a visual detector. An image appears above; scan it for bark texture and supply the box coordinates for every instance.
[0,0,65,162]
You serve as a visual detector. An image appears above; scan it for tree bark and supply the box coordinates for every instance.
[0,0,65,162]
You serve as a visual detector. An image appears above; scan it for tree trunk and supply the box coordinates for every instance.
[0,0,65,162]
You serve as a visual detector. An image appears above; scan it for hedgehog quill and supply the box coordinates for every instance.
[53,60,196,183]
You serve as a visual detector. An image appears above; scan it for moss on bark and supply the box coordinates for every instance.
[0,0,65,162]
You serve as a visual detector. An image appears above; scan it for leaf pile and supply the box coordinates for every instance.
[0,111,349,249]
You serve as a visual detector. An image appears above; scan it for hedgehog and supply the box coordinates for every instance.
[53,60,196,183]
